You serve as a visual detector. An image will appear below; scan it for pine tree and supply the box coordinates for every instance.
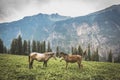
[10,39,15,54]
[32,40,37,52]
[78,45,83,56]
[27,40,31,54]
[91,47,99,61]
[0,38,4,53]
[47,41,52,52]
[117,54,120,63]
[96,47,99,61]
[71,47,77,55]
[43,41,46,53]
[40,42,43,53]
[22,40,27,55]
[71,47,74,54]
[39,42,42,53]
[108,49,112,62]
[17,35,22,55]
[75,47,78,55]
[56,46,59,57]
[36,41,40,53]
[88,44,91,61]
[3,46,7,53]
[10,39,18,54]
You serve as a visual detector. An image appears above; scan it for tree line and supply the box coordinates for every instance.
[0,35,52,55]
[70,44,99,62]
[0,38,7,53]
[10,35,52,55]
[0,35,120,63]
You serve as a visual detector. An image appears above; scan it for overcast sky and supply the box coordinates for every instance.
[0,0,120,23]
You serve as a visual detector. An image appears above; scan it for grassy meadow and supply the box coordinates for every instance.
[0,54,120,80]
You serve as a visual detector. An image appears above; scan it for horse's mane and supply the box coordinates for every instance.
[60,52,68,56]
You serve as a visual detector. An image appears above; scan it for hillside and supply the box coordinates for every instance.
[0,5,120,57]
[50,5,120,55]
[0,54,120,80]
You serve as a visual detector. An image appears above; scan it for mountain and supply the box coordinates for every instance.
[0,5,120,59]
[49,5,120,57]
[0,13,70,47]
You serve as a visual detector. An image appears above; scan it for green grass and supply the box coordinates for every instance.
[0,54,120,80]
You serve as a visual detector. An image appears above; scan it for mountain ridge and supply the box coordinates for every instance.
[0,5,120,58]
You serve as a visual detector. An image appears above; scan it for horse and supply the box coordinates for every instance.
[28,52,56,69]
[60,51,86,69]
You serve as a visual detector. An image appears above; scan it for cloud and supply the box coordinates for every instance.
[0,0,49,23]
[0,0,120,23]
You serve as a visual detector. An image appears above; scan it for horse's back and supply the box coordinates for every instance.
[29,52,37,57]
[30,52,44,58]
[69,55,81,58]
[68,55,82,62]
[76,55,82,60]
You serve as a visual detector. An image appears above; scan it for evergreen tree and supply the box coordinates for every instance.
[36,41,38,52]
[39,41,42,53]
[108,49,112,62]
[78,45,83,56]
[17,35,22,55]
[32,40,37,52]
[3,46,7,53]
[41,41,46,53]
[91,48,99,61]
[10,39,18,54]
[0,39,4,53]
[43,41,46,52]
[117,54,120,63]
[96,47,99,61]
[75,47,78,55]
[91,51,95,61]
[22,40,27,55]
[71,47,74,54]
[40,42,43,53]
[73,47,78,55]
[56,46,59,57]
[47,41,52,52]
[88,44,91,61]
[27,40,31,54]
[10,39,15,54]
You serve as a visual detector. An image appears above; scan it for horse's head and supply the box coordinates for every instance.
[60,52,68,58]
[47,52,57,60]
[83,49,87,58]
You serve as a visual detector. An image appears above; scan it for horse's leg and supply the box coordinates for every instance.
[43,61,45,67]
[29,60,34,69]
[77,60,83,69]
[46,61,47,67]
[29,56,31,69]
[31,60,34,68]
[77,62,80,69]
[43,61,47,67]
[29,58,33,69]
[45,61,47,67]
[66,62,68,69]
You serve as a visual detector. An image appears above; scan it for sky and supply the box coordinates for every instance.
[0,0,120,23]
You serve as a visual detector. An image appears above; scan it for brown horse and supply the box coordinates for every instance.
[60,51,86,69]
[29,52,56,69]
